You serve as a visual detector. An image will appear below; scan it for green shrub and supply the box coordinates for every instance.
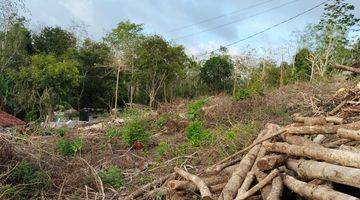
[155,142,170,158]
[106,127,122,139]
[186,121,210,146]
[55,127,69,137]
[4,160,52,199]
[156,114,169,128]
[188,98,208,120]
[57,138,83,156]
[121,119,150,146]
[99,166,124,189]
[235,88,253,100]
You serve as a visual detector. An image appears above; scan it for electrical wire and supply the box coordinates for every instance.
[196,0,331,58]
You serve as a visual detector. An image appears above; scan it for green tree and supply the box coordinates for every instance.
[33,26,76,55]
[200,54,233,93]
[133,35,188,107]
[292,48,312,81]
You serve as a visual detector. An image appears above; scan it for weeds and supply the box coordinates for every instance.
[188,98,208,120]
[121,119,150,147]
[57,138,83,156]
[155,142,170,158]
[156,114,169,128]
[186,121,211,146]
[55,127,69,137]
[106,127,122,139]
[98,166,124,189]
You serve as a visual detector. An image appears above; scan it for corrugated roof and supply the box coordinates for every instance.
[0,111,25,127]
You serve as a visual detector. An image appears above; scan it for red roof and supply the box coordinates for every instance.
[0,111,26,127]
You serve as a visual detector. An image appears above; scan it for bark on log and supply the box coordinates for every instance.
[293,116,327,125]
[339,145,360,153]
[312,134,326,143]
[286,159,360,188]
[266,175,283,200]
[333,63,360,73]
[255,170,273,200]
[174,167,212,200]
[218,145,260,200]
[326,116,344,124]
[323,139,351,148]
[286,125,338,135]
[168,176,228,192]
[283,174,359,200]
[263,141,360,168]
[281,134,323,148]
[257,154,287,171]
[338,128,360,141]
[234,169,279,200]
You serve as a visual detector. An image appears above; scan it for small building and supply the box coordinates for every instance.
[0,111,26,127]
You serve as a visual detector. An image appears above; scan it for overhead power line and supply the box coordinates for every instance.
[173,0,301,40]
[197,0,331,58]
[166,0,277,33]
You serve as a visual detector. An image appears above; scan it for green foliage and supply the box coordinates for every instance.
[226,130,237,141]
[33,26,76,55]
[121,119,150,146]
[188,98,208,120]
[293,48,312,81]
[235,88,253,100]
[156,114,169,128]
[200,54,233,92]
[55,127,69,137]
[57,138,83,156]
[155,142,170,158]
[186,121,210,146]
[106,127,122,139]
[98,166,124,189]
[3,160,52,199]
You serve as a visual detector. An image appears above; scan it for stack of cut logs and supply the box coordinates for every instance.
[161,116,360,200]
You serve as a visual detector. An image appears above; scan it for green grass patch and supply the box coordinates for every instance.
[188,98,208,120]
[57,138,83,156]
[186,121,211,146]
[99,166,124,189]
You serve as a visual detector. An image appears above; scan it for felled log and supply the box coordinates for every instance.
[174,167,212,200]
[286,159,360,188]
[168,176,228,192]
[234,169,279,200]
[266,175,283,200]
[254,170,273,200]
[256,154,287,171]
[333,63,360,74]
[312,134,326,143]
[286,125,338,135]
[263,141,360,168]
[323,138,351,148]
[325,116,344,124]
[283,174,358,200]
[281,134,323,148]
[124,173,175,200]
[218,145,260,200]
[338,128,360,141]
[339,144,360,153]
[293,116,327,125]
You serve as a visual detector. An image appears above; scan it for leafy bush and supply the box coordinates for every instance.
[155,142,170,158]
[98,166,124,189]
[57,138,83,156]
[186,121,210,146]
[188,98,208,120]
[121,119,150,146]
[55,127,69,137]
[4,160,52,199]
[235,88,253,100]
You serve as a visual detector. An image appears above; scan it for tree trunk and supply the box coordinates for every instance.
[174,167,212,200]
[332,63,360,74]
[218,145,260,200]
[281,134,323,148]
[263,141,360,168]
[256,154,287,171]
[234,169,279,200]
[293,116,327,125]
[286,159,360,188]
[286,125,339,135]
[283,175,358,200]
[113,66,121,116]
[337,128,360,141]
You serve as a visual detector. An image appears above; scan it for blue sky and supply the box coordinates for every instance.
[24,0,360,59]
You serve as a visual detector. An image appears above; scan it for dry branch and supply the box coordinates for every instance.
[263,141,360,168]
[338,128,360,141]
[286,159,360,188]
[283,174,359,200]
[234,169,279,200]
[174,167,212,200]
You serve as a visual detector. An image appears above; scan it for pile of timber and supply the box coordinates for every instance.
[142,116,360,200]
[327,82,360,119]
